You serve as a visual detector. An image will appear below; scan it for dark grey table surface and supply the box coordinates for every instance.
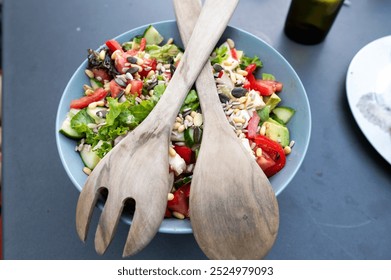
[2,0,391,260]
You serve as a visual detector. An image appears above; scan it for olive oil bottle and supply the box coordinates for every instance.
[284,0,344,44]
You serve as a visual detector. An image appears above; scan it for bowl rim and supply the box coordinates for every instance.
[56,19,311,234]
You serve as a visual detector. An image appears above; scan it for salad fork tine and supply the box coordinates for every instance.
[76,0,239,257]
[94,191,124,255]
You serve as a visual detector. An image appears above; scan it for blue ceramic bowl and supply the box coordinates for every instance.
[56,20,311,234]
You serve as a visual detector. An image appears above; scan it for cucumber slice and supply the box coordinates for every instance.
[143,25,164,45]
[59,118,84,139]
[184,128,195,147]
[184,127,202,148]
[80,145,101,170]
[272,106,296,124]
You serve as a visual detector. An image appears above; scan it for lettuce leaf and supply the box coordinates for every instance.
[181,89,199,112]
[147,44,181,62]
[210,44,229,65]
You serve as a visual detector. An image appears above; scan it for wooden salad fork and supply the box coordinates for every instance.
[174,0,279,259]
[75,0,239,257]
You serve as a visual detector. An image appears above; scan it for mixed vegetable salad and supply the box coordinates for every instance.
[59,25,295,220]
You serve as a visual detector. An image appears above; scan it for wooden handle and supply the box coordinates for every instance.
[150,0,239,127]
[174,0,230,122]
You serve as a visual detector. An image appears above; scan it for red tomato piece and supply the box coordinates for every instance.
[109,79,123,98]
[245,63,282,95]
[129,79,143,96]
[164,208,172,218]
[114,53,128,74]
[105,39,123,52]
[167,183,190,217]
[252,79,274,96]
[247,111,261,139]
[92,68,111,82]
[173,145,193,164]
[70,88,107,109]
[253,135,286,177]
[245,63,257,74]
[256,152,276,171]
[138,58,157,78]
[139,37,147,51]
[261,80,283,93]
[126,49,139,56]
[230,48,238,60]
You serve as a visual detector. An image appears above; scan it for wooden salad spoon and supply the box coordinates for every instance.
[174,0,279,259]
[76,0,239,257]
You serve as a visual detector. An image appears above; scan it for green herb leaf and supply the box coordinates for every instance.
[240,55,263,69]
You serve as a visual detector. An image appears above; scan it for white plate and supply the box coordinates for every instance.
[346,36,391,164]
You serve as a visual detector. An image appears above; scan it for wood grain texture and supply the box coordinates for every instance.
[76,0,241,257]
[174,0,279,259]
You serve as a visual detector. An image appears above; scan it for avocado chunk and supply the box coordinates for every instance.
[264,93,281,110]
[261,118,290,147]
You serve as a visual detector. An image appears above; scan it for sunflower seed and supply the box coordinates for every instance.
[231,87,247,98]
[218,93,230,103]
[114,77,127,87]
[213,63,223,72]
[127,66,140,74]
[126,56,138,64]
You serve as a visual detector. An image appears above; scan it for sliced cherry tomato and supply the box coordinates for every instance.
[70,88,107,109]
[173,145,193,164]
[247,111,261,138]
[109,79,123,98]
[105,39,123,52]
[252,135,286,177]
[218,70,224,78]
[129,79,143,96]
[167,183,190,217]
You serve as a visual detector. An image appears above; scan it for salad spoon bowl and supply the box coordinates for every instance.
[75,0,239,257]
[174,0,279,259]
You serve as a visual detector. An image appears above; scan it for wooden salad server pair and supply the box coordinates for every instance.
[173,0,279,259]
[75,0,240,257]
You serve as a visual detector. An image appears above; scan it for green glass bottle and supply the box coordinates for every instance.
[284,0,344,44]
